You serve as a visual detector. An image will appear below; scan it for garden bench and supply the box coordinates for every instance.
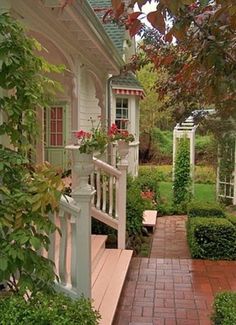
[142,210,157,232]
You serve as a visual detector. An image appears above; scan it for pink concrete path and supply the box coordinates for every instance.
[113,216,236,325]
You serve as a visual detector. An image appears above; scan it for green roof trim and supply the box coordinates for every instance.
[87,0,125,55]
[112,72,143,90]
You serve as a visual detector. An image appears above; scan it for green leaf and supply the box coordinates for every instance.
[0,257,8,271]
[30,237,41,250]
[199,0,210,6]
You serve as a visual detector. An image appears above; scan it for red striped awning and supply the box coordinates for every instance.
[113,88,145,99]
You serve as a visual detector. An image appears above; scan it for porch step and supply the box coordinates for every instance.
[92,248,133,325]
[91,235,107,271]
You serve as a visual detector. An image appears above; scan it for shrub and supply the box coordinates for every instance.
[195,165,216,184]
[187,217,236,260]
[0,292,100,325]
[227,214,236,227]
[126,184,153,236]
[212,292,236,325]
[139,165,216,184]
[188,201,225,218]
[139,165,172,182]
[135,169,160,204]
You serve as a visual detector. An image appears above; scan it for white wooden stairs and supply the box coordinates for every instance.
[91,235,132,325]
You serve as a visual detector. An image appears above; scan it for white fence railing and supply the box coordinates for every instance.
[91,157,127,249]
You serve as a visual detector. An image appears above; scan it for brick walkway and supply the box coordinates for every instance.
[113,216,236,325]
[150,216,191,259]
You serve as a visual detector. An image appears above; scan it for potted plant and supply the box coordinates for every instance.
[66,121,108,191]
[108,123,135,159]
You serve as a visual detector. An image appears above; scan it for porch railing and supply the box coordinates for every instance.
[47,195,93,298]
[48,143,129,298]
[91,156,127,249]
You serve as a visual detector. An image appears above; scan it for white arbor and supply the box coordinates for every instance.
[217,137,236,205]
[172,109,236,204]
[173,115,197,190]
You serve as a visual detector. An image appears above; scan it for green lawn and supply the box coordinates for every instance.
[159,182,216,204]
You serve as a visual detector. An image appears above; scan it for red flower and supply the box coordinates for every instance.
[108,123,118,136]
[74,130,91,139]
[121,130,129,137]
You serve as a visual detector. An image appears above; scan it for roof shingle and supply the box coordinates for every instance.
[87,0,125,55]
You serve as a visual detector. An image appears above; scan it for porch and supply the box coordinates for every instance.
[47,143,133,325]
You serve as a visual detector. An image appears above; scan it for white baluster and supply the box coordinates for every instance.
[96,170,101,209]
[102,174,107,212]
[90,171,95,205]
[70,215,77,291]
[109,176,113,216]
[59,211,68,285]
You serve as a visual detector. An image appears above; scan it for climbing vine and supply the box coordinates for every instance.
[218,136,235,180]
[0,13,64,296]
[173,138,191,209]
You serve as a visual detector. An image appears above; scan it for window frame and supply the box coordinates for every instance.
[115,97,129,131]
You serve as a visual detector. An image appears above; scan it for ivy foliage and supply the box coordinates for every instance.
[0,13,64,152]
[173,138,191,208]
[0,13,65,295]
[219,135,235,179]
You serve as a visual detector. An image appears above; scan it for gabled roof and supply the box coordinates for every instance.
[87,0,125,55]
[112,72,145,99]
[87,0,143,96]
[112,72,143,90]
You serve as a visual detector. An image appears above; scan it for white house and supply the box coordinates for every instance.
[0,1,143,323]
[0,0,143,176]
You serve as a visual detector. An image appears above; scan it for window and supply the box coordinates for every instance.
[44,106,64,147]
[115,98,129,131]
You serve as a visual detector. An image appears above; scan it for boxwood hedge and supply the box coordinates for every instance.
[188,201,225,218]
[187,217,236,260]
[212,292,236,325]
[227,214,236,227]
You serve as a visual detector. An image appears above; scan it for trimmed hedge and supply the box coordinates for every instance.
[187,217,236,260]
[0,292,100,325]
[188,201,225,218]
[212,292,236,325]
[227,214,236,227]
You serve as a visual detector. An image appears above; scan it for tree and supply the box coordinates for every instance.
[0,13,64,296]
[137,63,172,132]
[137,62,173,161]
[110,0,236,129]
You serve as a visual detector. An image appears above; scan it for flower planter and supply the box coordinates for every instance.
[66,145,94,192]
[117,140,129,161]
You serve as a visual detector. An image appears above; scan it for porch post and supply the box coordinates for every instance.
[189,129,195,194]
[172,128,177,181]
[117,141,128,249]
[66,145,95,298]
[233,140,236,205]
